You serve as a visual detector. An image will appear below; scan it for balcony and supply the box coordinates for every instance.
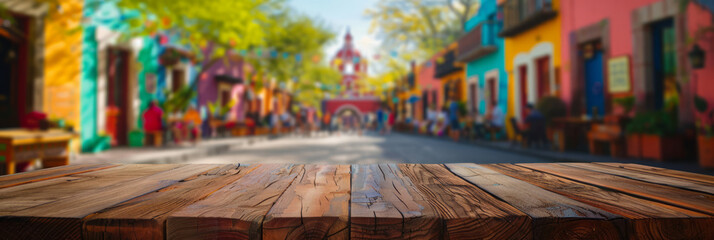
[499,0,557,37]
[434,50,462,79]
[457,22,498,62]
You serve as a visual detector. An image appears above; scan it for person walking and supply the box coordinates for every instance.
[376,106,385,135]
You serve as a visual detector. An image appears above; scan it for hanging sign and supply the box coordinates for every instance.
[607,56,631,93]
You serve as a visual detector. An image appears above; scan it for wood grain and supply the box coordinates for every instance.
[400,164,532,240]
[0,164,220,240]
[83,164,251,240]
[595,163,714,185]
[518,163,714,215]
[166,164,303,240]
[350,164,442,239]
[562,163,714,195]
[446,163,623,240]
[487,164,714,239]
[263,165,351,240]
[0,164,117,189]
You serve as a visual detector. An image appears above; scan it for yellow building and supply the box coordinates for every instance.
[435,42,466,106]
[501,0,562,137]
[43,0,84,151]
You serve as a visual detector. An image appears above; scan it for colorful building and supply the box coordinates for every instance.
[414,55,443,122]
[560,0,714,126]
[435,42,466,106]
[502,0,562,136]
[458,0,508,117]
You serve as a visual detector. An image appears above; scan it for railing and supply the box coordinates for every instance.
[434,50,462,79]
[457,21,499,62]
[499,0,557,37]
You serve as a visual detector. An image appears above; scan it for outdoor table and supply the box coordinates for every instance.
[0,129,76,175]
[0,163,712,239]
[551,117,603,152]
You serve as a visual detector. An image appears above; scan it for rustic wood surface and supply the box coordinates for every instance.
[0,162,711,240]
[447,163,622,239]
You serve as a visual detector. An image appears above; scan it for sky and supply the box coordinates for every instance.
[288,0,381,75]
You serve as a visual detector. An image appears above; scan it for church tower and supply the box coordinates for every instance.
[331,28,367,98]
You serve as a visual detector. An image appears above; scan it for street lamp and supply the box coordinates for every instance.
[689,43,706,69]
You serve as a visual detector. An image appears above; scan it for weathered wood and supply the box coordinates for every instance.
[166,164,302,240]
[399,164,532,239]
[487,164,714,239]
[0,163,116,189]
[596,163,714,185]
[83,164,250,240]
[446,163,623,239]
[263,165,350,240]
[562,163,714,195]
[0,164,181,214]
[350,164,442,239]
[518,163,714,215]
[0,164,220,240]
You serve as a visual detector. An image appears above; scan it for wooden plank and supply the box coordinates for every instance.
[562,163,714,195]
[596,163,714,185]
[83,164,250,240]
[487,164,714,239]
[518,163,714,214]
[446,163,623,239]
[263,165,350,240]
[0,163,117,189]
[0,164,182,214]
[399,164,532,239]
[0,164,220,240]
[166,164,303,240]
[350,164,442,239]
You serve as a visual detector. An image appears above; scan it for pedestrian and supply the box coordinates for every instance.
[323,112,332,134]
[376,106,385,135]
[448,101,461,142]
[142,100,164,145]
[521,103,547,147]
[387,108,395,135]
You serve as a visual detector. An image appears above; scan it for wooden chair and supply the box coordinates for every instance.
[510,117,525,147]
[587,123,625,157]
[146,131,163,147]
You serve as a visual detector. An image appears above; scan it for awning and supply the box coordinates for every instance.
[407,95,420,103]
[214,75,243,85]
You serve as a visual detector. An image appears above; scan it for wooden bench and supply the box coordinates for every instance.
[588,122,625,157]
[0,162,712,239]
[0,129,75,175]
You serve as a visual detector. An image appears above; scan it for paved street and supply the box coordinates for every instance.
[186,132,549,165]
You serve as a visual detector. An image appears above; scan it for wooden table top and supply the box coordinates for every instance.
[0,163,712,239]
[0,129,76,144]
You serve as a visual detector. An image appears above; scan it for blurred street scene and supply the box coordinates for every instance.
[1,0,714,175]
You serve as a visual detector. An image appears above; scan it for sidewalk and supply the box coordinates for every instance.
[74,134,287,165]
[398,132,714,176]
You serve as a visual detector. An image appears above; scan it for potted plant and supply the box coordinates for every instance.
[694,96,714,168]
[129,129,145,147]
[626,111,682,161]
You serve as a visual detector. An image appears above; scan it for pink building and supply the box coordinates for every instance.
[415,55,443,121]
[560,0,713,124]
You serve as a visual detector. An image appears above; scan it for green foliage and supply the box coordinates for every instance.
[536,96,567,125]
[207,99,236,118]
[161,86,197,117]
[694,95,714,137]
[695,95,709,114]
[625,111,678,136]
[613,96,636,115]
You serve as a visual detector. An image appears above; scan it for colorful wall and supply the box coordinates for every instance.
[688,2,714,120]
[463,0,508,116]
[43,0,83,151]
[504,0,562,136]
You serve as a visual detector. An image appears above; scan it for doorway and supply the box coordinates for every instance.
[518,65,528,119]
[469,82,477,113]
[536,56,550,99]
[0,15,30,129]
[584,43,606,117]
[106,48,131,146]
[650,18,676,111]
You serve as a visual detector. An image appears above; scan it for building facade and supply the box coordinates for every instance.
[459,0,508,117]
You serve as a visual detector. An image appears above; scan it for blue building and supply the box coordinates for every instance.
[457,0,507,118]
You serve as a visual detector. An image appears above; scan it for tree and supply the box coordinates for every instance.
[364,0,479,62]
[293,64,342,113]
